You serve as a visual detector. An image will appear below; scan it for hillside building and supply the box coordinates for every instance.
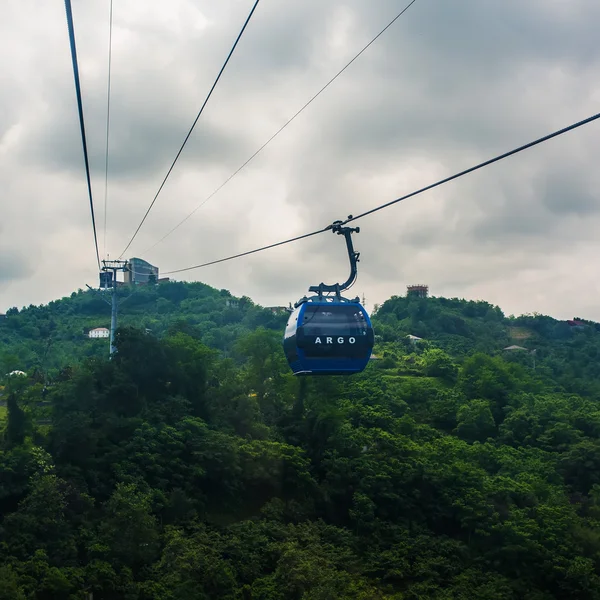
[88,327,110,339]
[407,284,429,298]
[124,257,159,285]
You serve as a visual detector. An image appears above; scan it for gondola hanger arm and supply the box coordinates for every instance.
[308,216,360,297]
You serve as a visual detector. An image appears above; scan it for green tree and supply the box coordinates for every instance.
[455,399,496,442]
[4,375,30,448]
[97,482,160,570]
[422,348,458,381]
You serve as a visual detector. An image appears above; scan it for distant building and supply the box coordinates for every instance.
[504,345,527,351]
[407,285,429,298]
[567,319,586,329]
[124,257,159,285]
[406,334,423,344]
[0,313,6,320]
[8,370,27,377]
[89,327,110,339]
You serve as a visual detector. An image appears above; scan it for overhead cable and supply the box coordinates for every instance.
[103,0,114,259]
[344,111,600,225]
[163,228,328,275]
[163,110,600,275]
[144,0,420,255]
[119,0,262,259]
[64,0,101,270]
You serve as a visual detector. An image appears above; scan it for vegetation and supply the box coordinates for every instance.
[0,282,287,376]
[2,284,600,598]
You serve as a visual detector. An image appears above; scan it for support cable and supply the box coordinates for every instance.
[119,0,262,259]
[163,110,600,275]
[164,228,328,274]
[144,0,420,254]
[64,0,101,270]
[343,112,600,225]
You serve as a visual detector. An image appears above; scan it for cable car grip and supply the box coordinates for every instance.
[306,215,361,301]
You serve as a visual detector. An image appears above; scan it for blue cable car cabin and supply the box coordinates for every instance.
[284,300,374,375]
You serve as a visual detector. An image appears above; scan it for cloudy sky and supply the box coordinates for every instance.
[2,0,600,320]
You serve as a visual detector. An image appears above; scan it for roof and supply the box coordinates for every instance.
[504,345,527,351]
[90,327,110,332]
[406,334,423,340]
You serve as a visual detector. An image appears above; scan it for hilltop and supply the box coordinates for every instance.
[0,281,289,375]
[2,282,599,395]
[373,294,600,397]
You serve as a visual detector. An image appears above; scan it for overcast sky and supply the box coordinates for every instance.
[1,0,599,320]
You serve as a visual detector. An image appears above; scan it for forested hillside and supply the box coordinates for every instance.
[0,282,287,375]
[2,285,600,598]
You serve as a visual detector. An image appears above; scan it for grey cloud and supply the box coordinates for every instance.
[16,79,254,182]
[537,170,599,216]
[356,0,600,72]
[0,249,34,285]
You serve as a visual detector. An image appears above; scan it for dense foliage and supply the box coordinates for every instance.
[0,282,287,375]
[2,285,600,598]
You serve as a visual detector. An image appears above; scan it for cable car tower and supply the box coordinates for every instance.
[283,218,375,375]
[100,259,129,356]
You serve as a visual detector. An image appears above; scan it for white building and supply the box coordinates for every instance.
[88,327,110,339]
